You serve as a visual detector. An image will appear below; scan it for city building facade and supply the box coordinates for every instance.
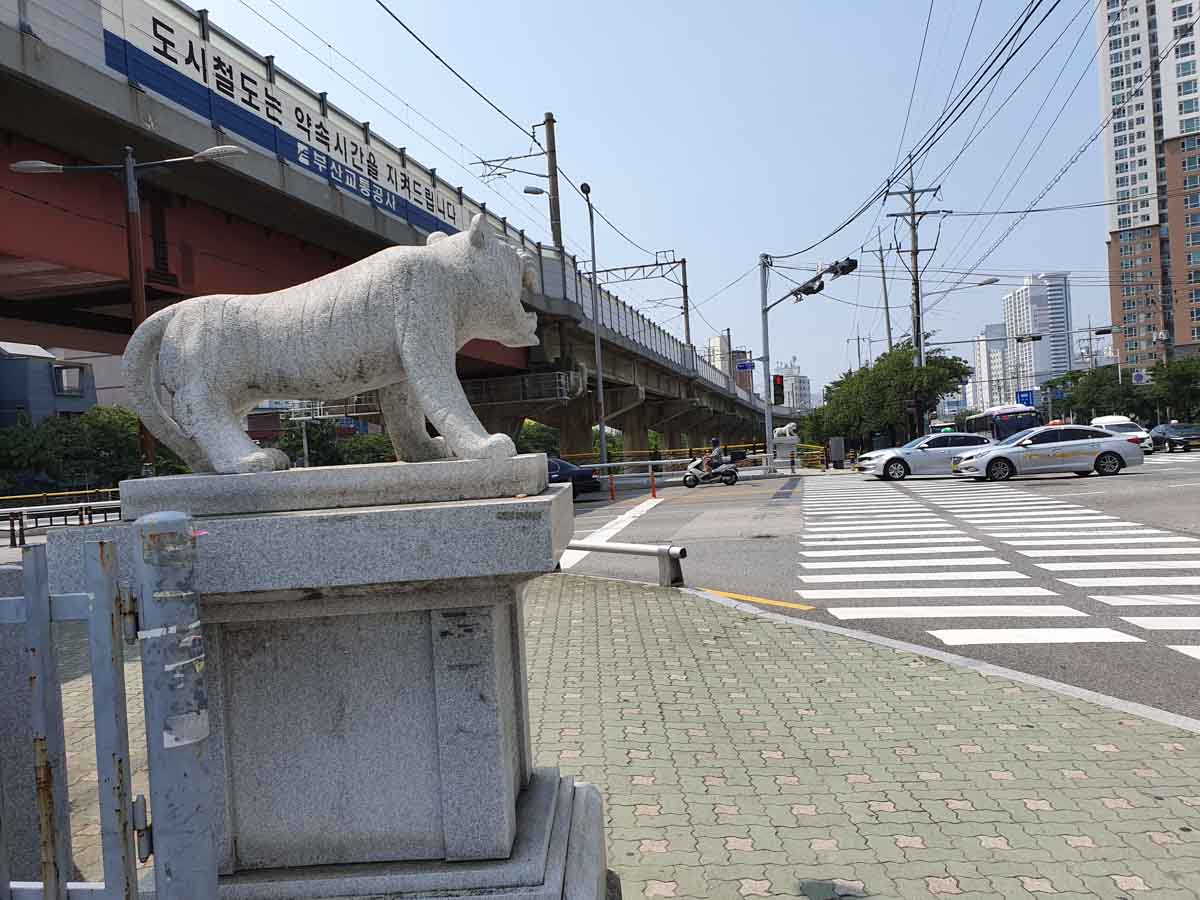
[1001,273,1074,393]
[0,342,96,426]
[1099,0,1200,363]
[703,334,731,373]
[968,323,1008,409]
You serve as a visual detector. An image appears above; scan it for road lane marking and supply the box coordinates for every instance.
[1063,576,1200,587]
[928,627,1143,646]
[796,586,1058,600]
[1090,595,1200,606]
[703,589,814,611]
[981,522,1142,530]
[798,571,1029,584]
[827,605,1085,620]
[799,537,982,547]
[558,497,663,569]
[805,526,963,534]
[800,557,1009,569]
[801,546,987,557]
[1121,617,1200,630]
[1003,540,1180,547]
[1170,646,1200,659]
[1039,561,1200,571]
[1020,547,1200,556]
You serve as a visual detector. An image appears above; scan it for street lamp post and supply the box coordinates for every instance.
[10,143,247,473]
[581,183,608,466]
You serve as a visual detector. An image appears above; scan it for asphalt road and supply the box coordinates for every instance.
[565,452,1200,720]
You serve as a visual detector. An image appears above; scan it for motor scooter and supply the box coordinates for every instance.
[682,457,739,488]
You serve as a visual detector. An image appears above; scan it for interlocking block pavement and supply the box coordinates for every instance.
[48,572,1200,898]
[525,575,1200,900]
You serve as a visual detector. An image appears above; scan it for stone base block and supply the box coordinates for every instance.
[137,771,608,900]
[119,454,549,520]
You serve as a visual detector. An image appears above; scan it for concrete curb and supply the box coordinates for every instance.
[684,586,1200,736]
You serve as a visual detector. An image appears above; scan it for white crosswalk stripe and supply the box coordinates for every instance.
[1090,595,1200,606]
[795,476,1200,662]
[928,628,1143,646]
[827,605,1085,620]
[800,557,1008,570]
[1122,617,1200,630]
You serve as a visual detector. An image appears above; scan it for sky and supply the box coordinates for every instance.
[197,0,1114,399]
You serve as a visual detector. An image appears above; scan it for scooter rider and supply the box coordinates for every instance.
[703,437,724,476]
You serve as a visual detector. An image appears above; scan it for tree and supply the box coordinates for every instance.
[336,433,396,465]
[954,408,979,431]
[516,420,560,457]
[275,420,340,467]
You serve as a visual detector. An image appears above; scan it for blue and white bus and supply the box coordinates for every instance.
[964,403,1043,441]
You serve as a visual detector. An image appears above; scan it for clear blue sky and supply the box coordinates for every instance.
[201,0,1112,398]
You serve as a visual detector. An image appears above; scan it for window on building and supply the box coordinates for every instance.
[1180,98,1199,114]
[53,365,83,396]
[1191,308,1200,320]
[1175,3,1194,20]
[1181,60,1198,77]
[1183,79,1200,95]
[1193,326,1200,339]
[1180,41,1196,57]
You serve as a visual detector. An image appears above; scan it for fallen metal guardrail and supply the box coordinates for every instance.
[565,540,686,587]
[6,500,122,548]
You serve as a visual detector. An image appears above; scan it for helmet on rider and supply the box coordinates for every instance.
[711,437,720,447]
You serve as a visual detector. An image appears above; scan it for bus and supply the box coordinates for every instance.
[964,403,1044,441]
[928,420,957,433]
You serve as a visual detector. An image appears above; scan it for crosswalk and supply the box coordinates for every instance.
[799,477,1200,662]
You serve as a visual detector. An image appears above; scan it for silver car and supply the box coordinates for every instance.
[951,425,1144,481]
[855,432,993,480]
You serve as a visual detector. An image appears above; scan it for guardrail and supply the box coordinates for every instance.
[0,487,119,510]
[566,540,686,586]
[6,500,122,548]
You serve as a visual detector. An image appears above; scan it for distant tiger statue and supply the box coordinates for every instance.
[773,422,799,439]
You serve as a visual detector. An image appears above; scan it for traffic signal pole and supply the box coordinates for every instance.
[759,254,776,472]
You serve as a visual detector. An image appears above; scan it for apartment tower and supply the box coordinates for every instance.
[1099,0,1200,363]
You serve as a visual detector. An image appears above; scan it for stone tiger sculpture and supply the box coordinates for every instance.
[773,422,798,439]
[123,213,539,475]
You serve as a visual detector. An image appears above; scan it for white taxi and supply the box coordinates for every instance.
[951,425,1144,481]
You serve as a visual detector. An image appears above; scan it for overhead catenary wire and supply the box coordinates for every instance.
[768,0,1055,259]
[370,0,657,259]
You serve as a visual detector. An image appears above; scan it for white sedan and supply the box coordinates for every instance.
[855,432,993,480]
[951,425,1144,481]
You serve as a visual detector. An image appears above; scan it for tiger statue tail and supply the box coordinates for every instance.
[122,305,211,472]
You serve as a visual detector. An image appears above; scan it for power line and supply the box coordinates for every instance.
[894,0,936,170]
[933,7,1200,311]
[768,0,1054,259]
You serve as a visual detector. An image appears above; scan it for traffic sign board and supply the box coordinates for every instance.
[1015,389,1035,406]
[735,360,756,371]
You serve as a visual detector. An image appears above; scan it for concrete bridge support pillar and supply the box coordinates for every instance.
[555,398,595,458]
[614,405,651,456]
[664,429,687,453]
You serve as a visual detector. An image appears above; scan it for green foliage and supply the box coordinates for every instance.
[805,340,972,446]
[1045,358,1200,424]
[336,433,396,465]
[515,419,560,457]
[0,406,189,490]
[276,420,340,467]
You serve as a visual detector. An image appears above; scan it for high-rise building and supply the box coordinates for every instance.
[1001,273,1074,392]
[1098,1,1200,362]
[969,323,1008,409]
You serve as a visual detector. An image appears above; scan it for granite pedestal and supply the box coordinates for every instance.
[48,456,609,900]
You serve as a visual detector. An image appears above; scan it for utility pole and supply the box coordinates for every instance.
[886,155,946,434]
[866,231,898,351]
[541,113,564,252]
[847,335,864,369]
[680,258,692,348]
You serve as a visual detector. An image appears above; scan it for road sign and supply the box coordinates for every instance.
[1052,388,1066,401]
[1015,390,1035,406]
[735,360,756,371]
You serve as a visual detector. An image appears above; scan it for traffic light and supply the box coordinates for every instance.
[794,277,824,297]
[772,374,785,405]
[828,257,859,278]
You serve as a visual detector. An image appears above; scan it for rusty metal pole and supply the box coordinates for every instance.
[680,258,692,348]
[135,511,216,900]
[542,113,564,253]
[123,147,156,474]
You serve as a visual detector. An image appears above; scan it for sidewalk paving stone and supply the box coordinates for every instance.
[40,571,1200,898]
